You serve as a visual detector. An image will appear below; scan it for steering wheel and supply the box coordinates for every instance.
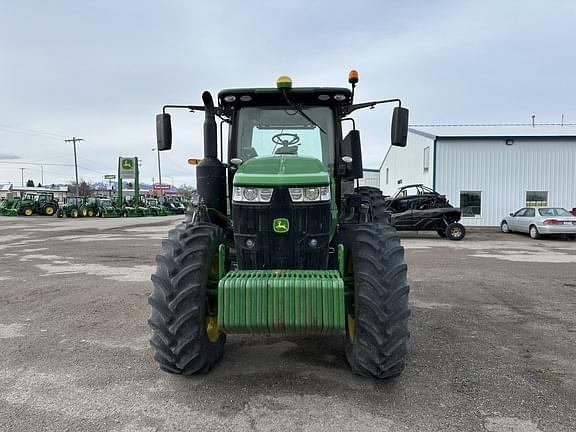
[272,133,300,146]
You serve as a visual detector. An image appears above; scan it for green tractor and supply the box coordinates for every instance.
[11,192,59,216]
[0,196,20,216]
[149,72,410,379]
[81,196,102,217]
[57,196,85,218]
[145,197,169,216]
[98,198,123,217]
[123,197,149,217]
[162,196,186,215]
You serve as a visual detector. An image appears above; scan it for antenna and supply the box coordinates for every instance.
[531,115,535,127]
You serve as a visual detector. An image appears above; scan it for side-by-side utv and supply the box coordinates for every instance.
[385,184,466,240]
[149,72,411,379]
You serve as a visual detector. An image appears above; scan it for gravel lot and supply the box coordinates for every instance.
[0,216,575,431]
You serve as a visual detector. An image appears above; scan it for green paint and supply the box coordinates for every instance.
[218,270,345,334]
[273,218,289,233]
[233,155,329,187]
[338,244,345,276]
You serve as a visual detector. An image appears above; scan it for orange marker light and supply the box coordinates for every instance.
[348,69,359,84]
[187,158,201,166]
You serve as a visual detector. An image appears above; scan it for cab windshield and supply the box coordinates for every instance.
[235,106,335,171]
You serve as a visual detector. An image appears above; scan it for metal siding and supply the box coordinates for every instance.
[436,138,576,226]
[359,170,380,187]
[379,131,435,195]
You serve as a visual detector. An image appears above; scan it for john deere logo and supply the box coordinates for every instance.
[122,159,133,169]
[273,218,289,233]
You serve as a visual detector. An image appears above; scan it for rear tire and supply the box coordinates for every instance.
[356,186,391,225]
[148,223,226,375]
[343,224,410,378]
[529,225,541,239]
[446,222,465,241]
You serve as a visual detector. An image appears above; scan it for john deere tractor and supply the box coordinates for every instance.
[150,72,410,378]
[10,192,58,216]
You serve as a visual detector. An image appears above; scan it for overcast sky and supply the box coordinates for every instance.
[1,0,575,187]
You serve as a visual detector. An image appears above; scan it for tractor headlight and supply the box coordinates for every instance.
[289,185,330,202]
[233,186,273,203]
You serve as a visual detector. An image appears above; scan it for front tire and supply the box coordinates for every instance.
[148,222,226,375]
[501,221,511,233]
[446,222,466,241]
[343,224,410,378]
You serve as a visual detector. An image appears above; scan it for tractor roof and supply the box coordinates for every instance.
[218,87,352,109]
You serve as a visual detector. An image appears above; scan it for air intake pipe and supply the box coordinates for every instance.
[196,91,227,219]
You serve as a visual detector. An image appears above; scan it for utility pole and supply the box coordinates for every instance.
[19,168,25,187]
[65,137,83,195]
[40,165,44,186]
[153,148,163,200]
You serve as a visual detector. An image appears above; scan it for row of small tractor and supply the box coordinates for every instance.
[0,192,188,218]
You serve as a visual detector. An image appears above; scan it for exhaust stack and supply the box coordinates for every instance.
[196,91,227,218]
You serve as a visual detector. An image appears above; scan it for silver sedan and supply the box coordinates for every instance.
[500,207,576,239]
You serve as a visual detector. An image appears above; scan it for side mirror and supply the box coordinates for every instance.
[156,113,172,151]
[391,106,409,147]
[341,130,363,179]
[509,213,514,217]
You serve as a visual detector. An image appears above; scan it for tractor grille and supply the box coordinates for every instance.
[232,187,331,270]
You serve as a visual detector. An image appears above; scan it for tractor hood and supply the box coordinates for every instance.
[233,155,330,186]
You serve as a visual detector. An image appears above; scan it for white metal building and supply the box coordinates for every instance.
[359,168,380,188]
[380,125,576,226]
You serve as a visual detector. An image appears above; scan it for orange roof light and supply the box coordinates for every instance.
[187,158,201,166]
[348,69,359,84]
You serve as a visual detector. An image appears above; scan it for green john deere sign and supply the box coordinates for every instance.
[119,157,137,180]
[273,218,289,233]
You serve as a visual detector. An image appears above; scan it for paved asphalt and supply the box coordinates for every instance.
[0,216,575,432]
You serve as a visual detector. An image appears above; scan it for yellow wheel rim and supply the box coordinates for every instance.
[24,208,33,216]
[206,316,219,342]
[82,209,87,217]
[46,207,54,215]
[347,313,356,342]
[88,210,94,217]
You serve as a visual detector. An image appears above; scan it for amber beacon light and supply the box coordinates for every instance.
[348,69,359,84]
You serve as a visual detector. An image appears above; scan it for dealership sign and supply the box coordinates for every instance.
[153,183,171,190]
[119,157,137,180]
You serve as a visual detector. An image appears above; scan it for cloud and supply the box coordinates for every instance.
[0,153,20,160]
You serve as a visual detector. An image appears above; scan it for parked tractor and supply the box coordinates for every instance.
[57,196,84,218]
[0,197,20,215]
[145,197,169,216]
[9,193,58,216]
[81,196,102,217]
[122,197,149,217]
[150,72,410,379]
[162,196,186,214]
[97,198,122,217]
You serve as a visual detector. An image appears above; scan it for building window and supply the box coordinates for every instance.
[423,146,430,172]
[526,191,548,207]
[460,191,481,217]
[385,168,389,185]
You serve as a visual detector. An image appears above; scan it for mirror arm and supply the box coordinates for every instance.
[343,98,402,115]
[162,104,206,114]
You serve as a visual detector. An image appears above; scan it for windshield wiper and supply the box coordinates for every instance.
[282,89,327,134]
